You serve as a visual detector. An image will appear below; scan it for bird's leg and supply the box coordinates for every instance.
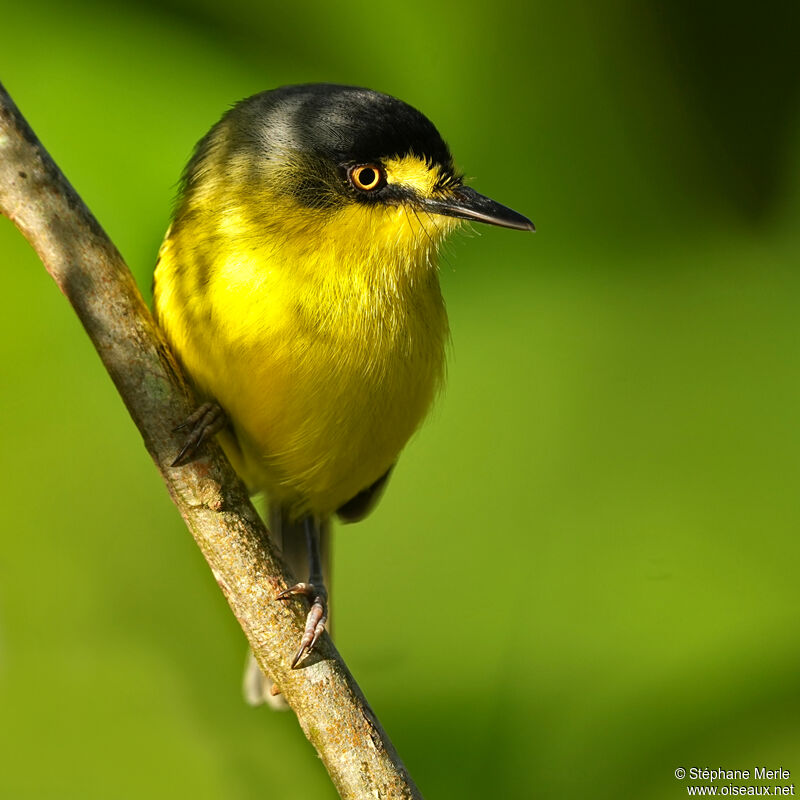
[275,516,328,669]
[171,401,228,466]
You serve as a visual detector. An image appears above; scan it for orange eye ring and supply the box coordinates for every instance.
[348,164,384,192]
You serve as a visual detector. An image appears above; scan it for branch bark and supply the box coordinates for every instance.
[0,81,422,800]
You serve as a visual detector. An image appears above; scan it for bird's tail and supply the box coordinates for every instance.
[242,505,331,708]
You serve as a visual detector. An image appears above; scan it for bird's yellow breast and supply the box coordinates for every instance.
[154,186,456,517]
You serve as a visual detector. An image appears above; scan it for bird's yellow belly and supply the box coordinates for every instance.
[234,338,441,516]
[159,257,448,517]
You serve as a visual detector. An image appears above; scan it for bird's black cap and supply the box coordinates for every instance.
[234,83,455,171]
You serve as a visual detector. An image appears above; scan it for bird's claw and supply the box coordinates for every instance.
[275,582,328,668]
[171,401,227,466]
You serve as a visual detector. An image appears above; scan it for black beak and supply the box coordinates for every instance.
[420,185,535,232]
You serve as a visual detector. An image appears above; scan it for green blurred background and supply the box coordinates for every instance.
[2,1,800,797]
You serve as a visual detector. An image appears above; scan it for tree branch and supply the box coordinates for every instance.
[0,81,422,800]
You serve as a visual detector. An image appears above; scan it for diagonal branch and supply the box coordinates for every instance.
[0,81,422,800]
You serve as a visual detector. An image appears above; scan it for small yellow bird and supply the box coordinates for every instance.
[153,84,533,699]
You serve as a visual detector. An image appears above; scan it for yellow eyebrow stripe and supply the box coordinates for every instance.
[382,155,444,197]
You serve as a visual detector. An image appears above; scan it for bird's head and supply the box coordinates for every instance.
[173,84,533,283]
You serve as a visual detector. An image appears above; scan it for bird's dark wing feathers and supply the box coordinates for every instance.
[336,466,394,523]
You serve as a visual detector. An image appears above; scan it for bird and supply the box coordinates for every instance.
[153,83,533,703]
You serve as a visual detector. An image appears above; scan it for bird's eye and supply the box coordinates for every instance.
[348,164,384,192]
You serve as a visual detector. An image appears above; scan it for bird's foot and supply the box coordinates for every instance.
[171,401,227,466]
[275,582,328,668]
